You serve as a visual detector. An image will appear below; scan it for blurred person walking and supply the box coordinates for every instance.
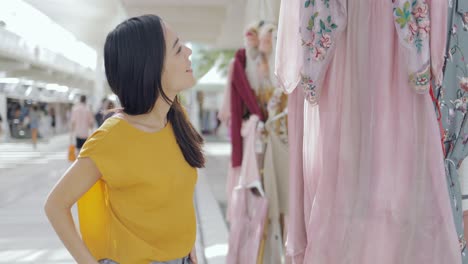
[95,98,108,127]
[29,105,41,149]
[50,107,57,134]
[70,95,94,152]
[45,15,203,264]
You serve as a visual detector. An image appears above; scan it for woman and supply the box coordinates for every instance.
[44,15,204,264]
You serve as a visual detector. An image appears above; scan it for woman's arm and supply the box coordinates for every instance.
[44,158,102,264]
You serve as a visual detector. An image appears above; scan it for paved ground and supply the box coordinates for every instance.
[0,134,230,264]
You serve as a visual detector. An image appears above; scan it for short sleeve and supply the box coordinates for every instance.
[78,128,111,181]
[77,129,112,259]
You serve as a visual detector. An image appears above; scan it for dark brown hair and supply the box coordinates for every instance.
[104,15,205,168]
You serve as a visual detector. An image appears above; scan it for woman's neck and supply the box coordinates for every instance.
[122,96,173,130]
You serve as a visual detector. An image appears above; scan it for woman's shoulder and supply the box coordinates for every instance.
[99,116,122,131]
[87,118,125,144]
[79,118,124,158]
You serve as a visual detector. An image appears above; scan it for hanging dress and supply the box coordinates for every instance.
[276,0,460,263]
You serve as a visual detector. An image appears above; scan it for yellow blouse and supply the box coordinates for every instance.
[77,117,197,264]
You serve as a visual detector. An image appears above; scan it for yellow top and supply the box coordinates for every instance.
[77,117,197,264]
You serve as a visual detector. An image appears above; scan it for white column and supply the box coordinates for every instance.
[92,52,105,112]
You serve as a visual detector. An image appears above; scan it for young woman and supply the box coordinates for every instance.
[44,15,204,264]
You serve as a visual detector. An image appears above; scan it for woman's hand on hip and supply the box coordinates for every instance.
[189,246,197,264]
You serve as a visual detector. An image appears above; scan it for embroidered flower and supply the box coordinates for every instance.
[418,20,430,38]
[394,0,430,53]
[453,97,468,113]
[312,46,326,61]
[409,64,430,93]
[459,77,468,92]
[452,24,458,35]
[415,74,429,86]
[408,21,418,35]
[301,75,318,104]
[303,40,314,47]
[412,2,428,19]
[320,34,332,48]
[310,31,316,43]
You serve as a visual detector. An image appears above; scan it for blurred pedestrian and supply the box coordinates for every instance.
[70,95,94,152]
[29,105,41,149]
[95,98,108,127]
[50,107,56,134]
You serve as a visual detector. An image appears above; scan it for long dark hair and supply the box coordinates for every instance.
[104,15,205,168]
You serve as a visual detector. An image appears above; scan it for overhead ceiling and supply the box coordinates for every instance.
[12,0,279,97]
[22,0,277,52]
[23,0,127,52]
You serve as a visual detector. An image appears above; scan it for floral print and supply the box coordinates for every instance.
[413,2,428,19]
[393,0,430,52]
[437,0,468,262]
[302,11,338,61]
[301,75,318,104]
[409,64,431,93]
[463,13,468,30]
[300,0,347,104]
[460,77,468,92]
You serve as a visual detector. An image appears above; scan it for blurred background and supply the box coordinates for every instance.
[0,0,280,263]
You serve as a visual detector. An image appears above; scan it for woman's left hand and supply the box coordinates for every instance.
[189,246,198,264]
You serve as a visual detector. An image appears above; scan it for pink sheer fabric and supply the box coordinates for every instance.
[275,0,302,94]
[226,165,241,222]
[239,115,262,187]
[287,88,307,264]
[227,187,268,264]
[276,0,459,263]
[275,0,308,261]
[227,115,268,264]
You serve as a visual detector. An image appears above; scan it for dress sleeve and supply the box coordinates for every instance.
[428,0,448,87]
[392,0,436,93]
[299,0,348,105]
[275,0,302,94]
